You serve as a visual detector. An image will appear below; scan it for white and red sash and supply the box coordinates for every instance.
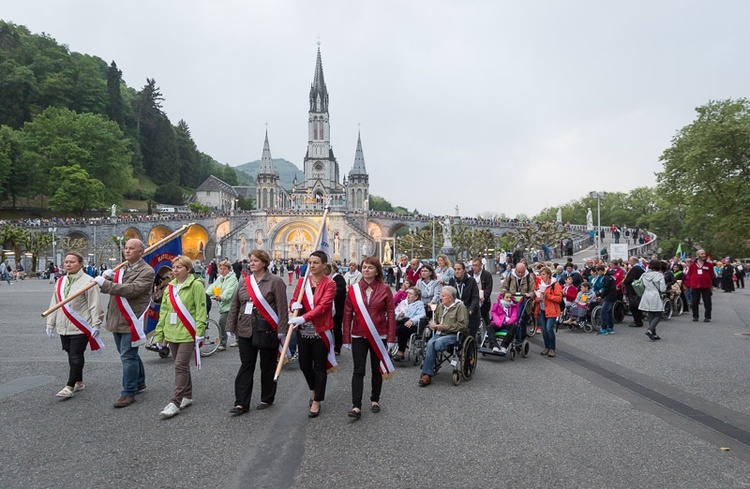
[167,284,201,369]
[55,277,105,352]
[348,284,395,379]
[246,274,289,359]
[112,268,147,347]
[300,278,338,372]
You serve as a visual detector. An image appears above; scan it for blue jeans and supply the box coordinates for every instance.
[537,311,557,351]
[113,333,146,396]
[421,333,457,377]
[601,300,614,330]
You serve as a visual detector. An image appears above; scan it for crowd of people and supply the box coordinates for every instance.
[38,237,746,421]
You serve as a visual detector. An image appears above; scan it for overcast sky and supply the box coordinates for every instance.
[4,1,750,218]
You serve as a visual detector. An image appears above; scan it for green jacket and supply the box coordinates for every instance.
[432,300,468,334]
[214,272,239,314]
[154,274,207,343]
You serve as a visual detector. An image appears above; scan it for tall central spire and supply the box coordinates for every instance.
[259,129,276,175]
[309,44,329,113]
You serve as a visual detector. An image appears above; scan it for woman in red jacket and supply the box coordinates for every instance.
[534,266,562,358]
[289,251,337,418]
[343,256,396,419]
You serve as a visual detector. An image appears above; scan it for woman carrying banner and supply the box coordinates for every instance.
[45,251,104,398]
[153,255,207,419]
[342,257,396,419]
[225,250,288,414]
[288,251,337,418]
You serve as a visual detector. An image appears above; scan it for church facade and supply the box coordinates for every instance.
[219,45,378,264]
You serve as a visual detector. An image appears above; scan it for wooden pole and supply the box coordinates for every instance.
[41,223,194,318]
[274,204,331,382]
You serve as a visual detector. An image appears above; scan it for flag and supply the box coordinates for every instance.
[317,222,331,261]
[675,243,682,256]
[142,238,182,335]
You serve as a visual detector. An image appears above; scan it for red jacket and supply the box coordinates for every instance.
[405,265,422,286]
[343,280,396,344]
[686,260,715,289]
[290,276,336,333]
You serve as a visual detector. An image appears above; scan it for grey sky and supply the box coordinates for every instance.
[4,1,750,218]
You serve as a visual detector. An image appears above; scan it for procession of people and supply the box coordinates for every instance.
[39,231,742,422]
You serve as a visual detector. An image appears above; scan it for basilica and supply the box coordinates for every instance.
[211,45,381,264]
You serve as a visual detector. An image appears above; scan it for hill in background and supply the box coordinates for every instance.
[235,158,304,189]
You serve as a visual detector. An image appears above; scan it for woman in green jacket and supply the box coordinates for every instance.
[154,255,207,419]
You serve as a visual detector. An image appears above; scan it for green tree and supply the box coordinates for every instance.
[175,120,200,187]
[369,195,394,212]
[48,164,105,215]
[106,60,124,128]
[0,224,30,263]
[23,231,52,274]
[0,124,42,209]
[20,107,134,202]
[657,99,750,257]
[236,194,254,210]
[154,181,185,205]
[221,164,239,186]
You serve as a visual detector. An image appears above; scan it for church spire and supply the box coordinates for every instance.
[349,130,367,176]
[309,43,329,113]
[259,129,276,175]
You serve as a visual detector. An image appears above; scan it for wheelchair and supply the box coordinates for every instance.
[477,297,531,360]
[421,326,477,385]
[390,317,429,366]
[558,303,594,333]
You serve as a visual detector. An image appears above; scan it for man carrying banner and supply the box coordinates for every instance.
[46,251,105,399]
[93,238,154,408]
[342,256,396,419]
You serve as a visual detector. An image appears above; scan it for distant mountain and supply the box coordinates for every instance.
[235,158,304,189]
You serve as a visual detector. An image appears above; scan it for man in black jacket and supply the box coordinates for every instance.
[597,265,617,335]
[449,261,480,337]
[329,263,347,355]
[470,258,493,327]
[623,257,645,327]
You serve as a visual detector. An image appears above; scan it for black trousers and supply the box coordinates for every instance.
[351,337,384,409]
[234,336,277,408]
[480,301,491,327]
[468,314,480,338]
[61,334,88,387]
[737,273,745,289]
[297,332,328,402]
[487,322,518,348]
[628,294,644,326]
[333,315,343,353]
[396,320,416,352]
[691,288,712,320]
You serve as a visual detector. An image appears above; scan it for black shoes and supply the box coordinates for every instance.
[371,403,381,413]
[256,402,272,410]
[347,407,362,419]
[703,318,711,323]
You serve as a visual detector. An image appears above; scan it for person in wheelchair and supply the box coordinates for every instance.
[418,286,468,387]
[393,287,427,362]
[487,291,520,355]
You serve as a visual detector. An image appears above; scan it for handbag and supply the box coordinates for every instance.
[252,314,278,348]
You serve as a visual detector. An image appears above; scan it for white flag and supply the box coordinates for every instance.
[317,222,331,261]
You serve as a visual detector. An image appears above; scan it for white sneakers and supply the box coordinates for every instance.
[159,402,181,418]
[492,346,508,355]
[179,398,193,409]
[492,347,501,354]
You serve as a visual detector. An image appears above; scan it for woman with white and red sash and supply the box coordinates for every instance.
[153,255,207,419]
[45,252,104,399]
[342,256,396,419]
[288,251,337,418]
[225,249,288,414]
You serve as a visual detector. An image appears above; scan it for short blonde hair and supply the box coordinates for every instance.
[171,255,194,271]
[218,260,232,269]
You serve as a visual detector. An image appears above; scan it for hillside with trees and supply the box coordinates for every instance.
[0,20,242,213]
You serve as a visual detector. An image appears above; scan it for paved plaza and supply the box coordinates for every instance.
[1,278,750,488]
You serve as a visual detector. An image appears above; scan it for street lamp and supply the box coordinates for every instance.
[429,213,435,260]
[409,225,415,259]
[589,191,607,260]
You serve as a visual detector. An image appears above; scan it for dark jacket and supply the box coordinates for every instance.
[623,265,645,297]
[599,272,618,302]
[449,275,480,316]
[226,272,289,338]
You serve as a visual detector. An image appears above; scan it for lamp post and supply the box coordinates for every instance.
[409,225,415,259]
[429,214,435,260]
[589,191,606,260]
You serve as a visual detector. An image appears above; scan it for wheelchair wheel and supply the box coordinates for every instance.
[521,340,530,357]
[389,343,400,357]
[460,335,477,381]
[476,319,487,348]
[451,371,461,386]
[510,349,516,361]
[614,301,626,323]
[662,298,673,320]
[200,318,221,357]
[523,312,536,337]
[582,322,594,333]
[673,296,684,316]
[591,306,602,331]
